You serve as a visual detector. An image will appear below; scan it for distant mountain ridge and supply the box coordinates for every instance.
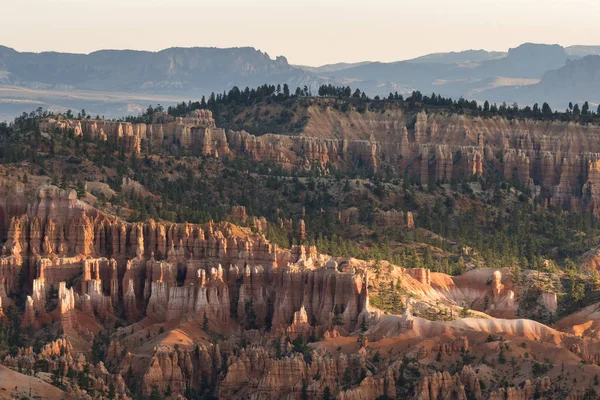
[311,43,600,107]
[1,42,600,120]
[293,62,372,74]
[408,49,507,64]
[506,55,600,106]
[319,43,572,93]
[565,45,600,58]
[0,45,318,94]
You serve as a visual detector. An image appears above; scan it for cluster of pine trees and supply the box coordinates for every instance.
[166,83,296,117]
[159,83,600,125]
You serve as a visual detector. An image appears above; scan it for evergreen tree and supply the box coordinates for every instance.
[108,383,116,399]
[59,175,68,190]
[573,104,581,118]
[542,102,552,117]
[245,300,258,329]
[149,387,162,400]
[301,380,308,400]
[202,312,209,331]
[572,283,585,305]
[582,101,590,115]
[75,180,86,199]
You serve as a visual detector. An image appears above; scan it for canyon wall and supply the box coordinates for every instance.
[0,184,374,337]
[0,183,383,398]
[41,107,600,216]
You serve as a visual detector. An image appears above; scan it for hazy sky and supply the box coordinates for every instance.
[2,0,600,66]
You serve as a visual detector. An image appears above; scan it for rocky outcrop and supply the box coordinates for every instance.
[41,110,217,155]
[488,376,552,400]
[141,346,187,395]
[412,365,553,400]
[415,370,466,400]
[139,257,371,334]
[376,209,415,228]
[540,292,558,313]
[133,341,391,399]
[58,281,77,330]
[432,336,469,355]
[218,347,342,399]
[4,337,130,399]
[407,268,431,285]
[338,368,395,400]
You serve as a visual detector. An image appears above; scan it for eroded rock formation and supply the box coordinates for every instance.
[41,108,600,217]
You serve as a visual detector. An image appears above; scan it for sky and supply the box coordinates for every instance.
[2,0,600,66]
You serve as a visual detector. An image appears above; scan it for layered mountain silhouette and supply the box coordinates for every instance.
[0,45,316,93]
[1,42,599,120]
[309,43,583,103]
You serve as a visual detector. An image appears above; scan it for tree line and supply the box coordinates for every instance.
[158,83,600,125]
[7,82,597,128]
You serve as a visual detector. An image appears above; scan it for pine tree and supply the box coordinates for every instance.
[76,181,86,199]
[59,175,68,190]
[573,103,581,118]
[108,383,116,399]
[423,246,433,266]
[572,283,585,305]
[542,102,552,117]
[498,346,506,364]
[202,311,209,331]
[582,101,590,115]
[460,304,470,318]
[301,380,308,400]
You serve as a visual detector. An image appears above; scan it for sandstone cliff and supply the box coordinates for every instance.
[41,107,600,217]
[2,184,377,338]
